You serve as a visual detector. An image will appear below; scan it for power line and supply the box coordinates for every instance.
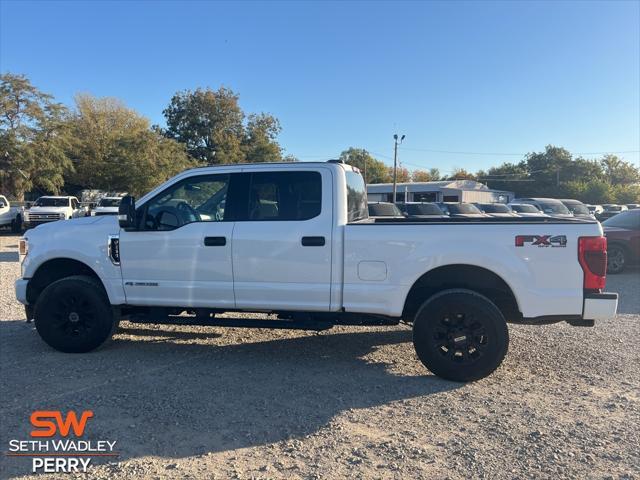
[398,146,640,156]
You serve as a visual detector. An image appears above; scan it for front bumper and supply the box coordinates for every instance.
[15,279,28,305]
[583,292,618,320]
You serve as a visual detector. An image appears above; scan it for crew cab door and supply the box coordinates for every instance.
[118,173,237,308]
[232,168,333,311]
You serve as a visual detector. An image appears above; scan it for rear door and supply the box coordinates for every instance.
[232,168,333,311]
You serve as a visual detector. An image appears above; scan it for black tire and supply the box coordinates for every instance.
[11,215,22,234]
[607,245,626,274]
[413,289,509,382]
[34,275,115,353]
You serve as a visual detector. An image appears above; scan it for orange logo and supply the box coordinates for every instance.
[30,411,94,438]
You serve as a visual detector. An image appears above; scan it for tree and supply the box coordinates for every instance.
[163,86,283,164]
[0,73,72,199]
[243,113,282,163]
[339,147,391,183]
[600,154,640,185]
[447,167,476,181]
[65,94,193,195]
[412,168,441,182]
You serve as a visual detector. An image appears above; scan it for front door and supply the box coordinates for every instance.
[119,173,236,308]
[232,168,333,311]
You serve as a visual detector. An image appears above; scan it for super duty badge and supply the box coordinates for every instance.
[515,235,567,247]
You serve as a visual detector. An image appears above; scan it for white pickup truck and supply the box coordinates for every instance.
[23,196,83,229]
[0,195,24,233]
[15,161,618,381]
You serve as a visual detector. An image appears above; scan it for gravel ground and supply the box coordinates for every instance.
[0,232,638,479]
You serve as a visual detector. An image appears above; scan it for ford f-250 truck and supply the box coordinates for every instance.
[15,161,618,381]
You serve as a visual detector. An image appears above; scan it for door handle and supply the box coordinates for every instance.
[204,236,227,246]
[301,236,325,247]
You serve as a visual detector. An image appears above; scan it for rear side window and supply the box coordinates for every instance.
[247,171,321,221]
[603,210,640,230]
[346,171,368,222]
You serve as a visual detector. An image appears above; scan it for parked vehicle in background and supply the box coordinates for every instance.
[586,204,604,216]
[92,197,123,216]
[396,202,448,219]
[513,198,573,218]
[474,203,519,218]
[437,202,488,218]
[625,204,640,210]
[602,209,640,274]
[559,199,593,219]
[598,204,628,222]
[0,195,24,233]
[368,202,404,218]
[508,203,549,217]
[24,196,83,229]
[15,161,617,382]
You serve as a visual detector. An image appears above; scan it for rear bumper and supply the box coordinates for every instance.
[15,278,28,305]
[582,292,618,320]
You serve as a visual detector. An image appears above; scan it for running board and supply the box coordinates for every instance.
[127,314,334,331]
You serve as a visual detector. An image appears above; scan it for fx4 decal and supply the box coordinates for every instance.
[515,235,567,248]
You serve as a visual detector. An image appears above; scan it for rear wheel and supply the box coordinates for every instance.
[413,289,509,382]
[607,245,626,274]
[34,275,115,353]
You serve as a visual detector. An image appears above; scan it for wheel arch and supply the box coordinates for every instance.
[27,258,108,306]
[402,264,521,322]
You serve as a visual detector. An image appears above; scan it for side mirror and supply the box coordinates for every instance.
[118,195,136,229]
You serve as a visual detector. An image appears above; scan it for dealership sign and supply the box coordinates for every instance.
[6,410,117,473]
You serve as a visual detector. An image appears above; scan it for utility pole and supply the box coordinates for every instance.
[392,134,405,203]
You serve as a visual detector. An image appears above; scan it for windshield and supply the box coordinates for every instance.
[604,205,623,212]
[404,203,443,215]
[479,203,511,213]
[98,198,121,207]
[603,210,640,229]
[538,201,571,215]
[34,197,69,207]
[346,171,368,221]
[565,203,589,215]
[510,204,539,213]
[446,203,482,215]
[368,203,402,216]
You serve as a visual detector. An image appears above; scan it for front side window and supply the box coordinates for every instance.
[246,171,321,221]
[141,174,230,230]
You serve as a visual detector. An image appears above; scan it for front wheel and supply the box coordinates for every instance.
[607,245,626,274]
[413,289,509,382]
[11,215,22,233]
[34,275,115,353]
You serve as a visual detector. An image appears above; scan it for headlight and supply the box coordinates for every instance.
[19,238,28,257]
[59,213,66,219]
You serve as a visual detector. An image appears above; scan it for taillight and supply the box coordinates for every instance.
[578,236,607,290]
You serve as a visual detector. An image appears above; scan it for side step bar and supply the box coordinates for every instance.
[127,314,335,331]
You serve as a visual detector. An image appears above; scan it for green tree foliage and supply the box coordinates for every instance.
[243,113,282,163]
[447,167,476,181]
[65,95,193,195]
[0,73,72,199]
[339,147,391,183]
[163,87,283,164]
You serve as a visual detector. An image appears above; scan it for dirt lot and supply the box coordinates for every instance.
[0,233,638,479]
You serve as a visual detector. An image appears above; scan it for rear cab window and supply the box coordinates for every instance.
[345,170,368,222]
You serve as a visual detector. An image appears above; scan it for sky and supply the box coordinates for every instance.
[1,0,639,175]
